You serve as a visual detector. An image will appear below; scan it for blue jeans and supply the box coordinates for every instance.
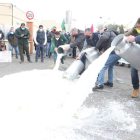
[131,66,139,89]
[9,43,19,58]
[53,52,65,64]
[35,44,44,62]
[46,42,51,56]
[98,54,121,85]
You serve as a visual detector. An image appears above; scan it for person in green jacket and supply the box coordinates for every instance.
[15,23,32,63]
[50,31,68,64]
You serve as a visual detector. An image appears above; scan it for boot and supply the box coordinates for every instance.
[19,61,24,64]
[28,60,33,63]
[61,58,64,64]
[92,85,104,91]
[48,53,52,58]
[131,89,140,98]
[120,63,125,67]
[104,82,113,87]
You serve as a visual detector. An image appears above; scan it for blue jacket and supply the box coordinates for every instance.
[86,32,99,47]
[81,32,99,52]
[135,35,140,44]
[6,32,12,39]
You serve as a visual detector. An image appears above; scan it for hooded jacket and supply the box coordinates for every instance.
[96,29,119,53]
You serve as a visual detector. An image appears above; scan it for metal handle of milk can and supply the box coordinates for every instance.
[125,38,131,45]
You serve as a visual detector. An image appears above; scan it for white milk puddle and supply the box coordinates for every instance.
[0,46,138,140]
[76,102,136,131]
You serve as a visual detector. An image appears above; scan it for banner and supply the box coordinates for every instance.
[0,51,11,62]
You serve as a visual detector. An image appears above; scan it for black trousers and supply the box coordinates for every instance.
[73,47,77,57]
[18,44,30,61]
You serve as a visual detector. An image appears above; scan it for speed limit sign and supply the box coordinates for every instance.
[26,11,34,20]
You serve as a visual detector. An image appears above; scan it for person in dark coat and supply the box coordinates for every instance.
[34,25,47,63]
[61,30,69,60]
[69,28,86,71]
[46,28,49,36]
[15,23,32,63]
[47,26,57,58]
[48,26,56,39]
[93,28,121,91]
[46,30,51,58]
[7,27,18,59]
[70,28,85,52]
[62,30,69,41]
[76,28,100,71]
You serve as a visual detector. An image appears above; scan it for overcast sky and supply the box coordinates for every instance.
[2,0,140,30]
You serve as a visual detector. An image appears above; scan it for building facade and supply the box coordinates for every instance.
[0,3,69,53]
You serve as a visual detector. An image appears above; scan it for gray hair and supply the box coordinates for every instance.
[97,24,104,30]
[85,28,92,33]
[71,28,78,33]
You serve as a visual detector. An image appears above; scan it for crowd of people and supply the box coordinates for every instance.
[0,25,74,63]
[0,17,140,98]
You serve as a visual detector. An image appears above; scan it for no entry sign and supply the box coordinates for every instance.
[26,11,34,20]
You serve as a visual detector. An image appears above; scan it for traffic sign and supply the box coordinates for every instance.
[26,11,34,20]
